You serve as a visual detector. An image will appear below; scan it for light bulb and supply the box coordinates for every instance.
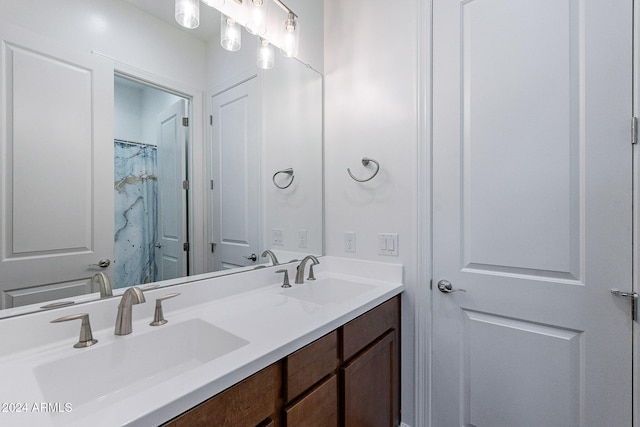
[246,0,269,36]
[202,0,225,7]
[257,38,274,69]
[175,0,199,29]
[280,12,298,57]
[220,14,241,52]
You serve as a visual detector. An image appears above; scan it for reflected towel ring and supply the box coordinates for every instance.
[347,157,380,182]
[273,168,295,189]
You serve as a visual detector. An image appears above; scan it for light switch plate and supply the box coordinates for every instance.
[378,233,398,256]
[298,229,307,248]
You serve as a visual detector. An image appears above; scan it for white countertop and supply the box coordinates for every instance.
[0,257,403,427]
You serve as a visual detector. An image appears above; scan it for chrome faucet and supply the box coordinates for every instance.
[114,287,146,335]
[295,255,320,284]
[93,272,113,298]
[261,250,279,266]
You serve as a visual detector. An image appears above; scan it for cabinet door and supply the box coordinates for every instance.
[164,362,282,427]
[342,330,399,427]
[285,375,338,427]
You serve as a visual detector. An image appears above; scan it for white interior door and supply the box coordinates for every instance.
[209,77,261,271]
[432,0,633,426]
[0,27,113,307]
[156,100,187,281]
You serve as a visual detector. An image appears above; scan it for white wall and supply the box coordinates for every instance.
[324,0,419,424]
[0,0,207,89]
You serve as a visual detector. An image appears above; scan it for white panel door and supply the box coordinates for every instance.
[156,100,187,281]
[209,77,261,271]
[0,27,113,304]
[432,0,633,426]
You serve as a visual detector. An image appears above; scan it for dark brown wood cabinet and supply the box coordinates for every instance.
[163,295,400,427]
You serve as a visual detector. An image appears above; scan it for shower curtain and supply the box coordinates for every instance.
[114,140,158,288]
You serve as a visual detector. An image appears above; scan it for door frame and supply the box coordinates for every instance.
[633,0,640,425]
[111,62,204,278]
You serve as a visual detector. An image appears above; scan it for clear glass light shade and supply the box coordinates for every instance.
[246,0,269,36]
[257,38,274,69]
[280,13,299,57]
[220,14,241,51]
[175,0,199,29]
[202,0,225,7]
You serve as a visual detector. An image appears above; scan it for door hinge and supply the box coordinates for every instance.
[183,180,189,190]
[632,117,638,145]
[210,179,214,190]
[183,242,190,252]
[210,243,216,253]
[429,279,433,290]
[210,115,213,126]
[182,117,189,127]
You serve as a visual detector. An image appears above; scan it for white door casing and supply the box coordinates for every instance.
[432,0,633,426]
[0,26,113,307]
[208,76,261,271]
[156,100,188,281]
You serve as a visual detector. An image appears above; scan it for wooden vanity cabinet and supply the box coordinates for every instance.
[163,295,400,427]
[341,296,401,427]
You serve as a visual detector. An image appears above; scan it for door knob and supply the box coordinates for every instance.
[89,259,111,268]
[437,279,466,293]
[244,253,258,262]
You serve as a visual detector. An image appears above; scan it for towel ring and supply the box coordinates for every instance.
[272,168,295,189]
[347,157,380,182]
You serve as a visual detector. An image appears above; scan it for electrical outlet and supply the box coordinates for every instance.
[272,228,284,246]
[378,233,399,256]
[344,232,356,253]
[298,229,307,248]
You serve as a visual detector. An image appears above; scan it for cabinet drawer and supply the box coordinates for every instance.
[342,296,400,361]
[285,330,338,402]
[164,362,282,427]
[285,374,338,427]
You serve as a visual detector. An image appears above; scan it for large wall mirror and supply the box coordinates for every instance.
[0,0,323,318]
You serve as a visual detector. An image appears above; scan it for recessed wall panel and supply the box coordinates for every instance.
[463,310,582,427]
[10,46,92,254]
[220,96,250,245]
[461,0,581,279]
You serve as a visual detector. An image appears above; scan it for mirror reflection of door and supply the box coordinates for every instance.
[208,76,261,271]
[114,76,189,288]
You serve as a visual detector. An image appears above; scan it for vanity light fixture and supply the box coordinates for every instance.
[175,0,300,63]
[280,11,298,57]
[257,38,274,69]
[246,0,269,36]
[175,0,200,29]
[221,14,242,51]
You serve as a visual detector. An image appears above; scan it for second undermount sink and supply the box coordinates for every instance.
[34,318,248,409]
[280,278,375,305]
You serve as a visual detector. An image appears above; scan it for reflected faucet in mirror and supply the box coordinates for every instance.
[261,250,280,266]
[93,273,113,298]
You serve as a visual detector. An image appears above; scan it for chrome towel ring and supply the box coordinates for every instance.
[347,157,380,182]
[273,168,295,189]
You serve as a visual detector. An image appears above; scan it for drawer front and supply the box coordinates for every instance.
[164,362,282,427]
[342,296,400,361]
[286,330,338,402]
[285,375,338,427]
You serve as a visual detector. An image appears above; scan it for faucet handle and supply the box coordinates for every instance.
[51,313,98,348]
[276,269,291,288]
[150,293,180,326]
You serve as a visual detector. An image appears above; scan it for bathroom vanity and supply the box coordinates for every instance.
[164,296,400,426]
[0,257,403,427]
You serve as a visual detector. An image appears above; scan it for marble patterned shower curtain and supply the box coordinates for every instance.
[114,140,158,288]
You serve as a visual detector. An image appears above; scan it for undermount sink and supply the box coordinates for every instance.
[280,278,375,305]
[34,319,248,409]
